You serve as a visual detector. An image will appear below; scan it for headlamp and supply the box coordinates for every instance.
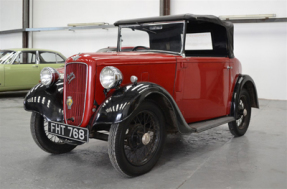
[100,66,123,89]
[40,67,59,87]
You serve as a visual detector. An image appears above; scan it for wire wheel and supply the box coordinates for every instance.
[30,112,76,154]
[123,111,160,166]
[108,100,166,176]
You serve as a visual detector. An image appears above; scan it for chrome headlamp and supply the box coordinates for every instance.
[100,66,123,89]
[40,67,59,87]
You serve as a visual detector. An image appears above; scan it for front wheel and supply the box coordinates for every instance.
[229,89,252,137]
[30,112,77,154]
[108,100,166,176]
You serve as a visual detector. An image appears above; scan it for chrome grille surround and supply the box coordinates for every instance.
[64,62,88,126]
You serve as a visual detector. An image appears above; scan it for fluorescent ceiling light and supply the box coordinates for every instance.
[219,14,276,20]
[67,22,108,27]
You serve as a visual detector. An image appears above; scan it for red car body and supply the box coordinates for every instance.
[63,53,242,127]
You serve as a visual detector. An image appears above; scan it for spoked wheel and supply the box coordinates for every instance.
[108,100,166,176]
[229,89,251,137]
[124,111,160,166]
[30,112,77,154]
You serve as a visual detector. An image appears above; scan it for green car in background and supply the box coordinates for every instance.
[0,48,66,92]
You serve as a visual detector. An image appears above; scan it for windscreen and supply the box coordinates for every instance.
[119,22,184,54]
[0,51,17,64]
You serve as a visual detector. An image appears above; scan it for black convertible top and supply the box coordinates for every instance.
[114,14,234,58]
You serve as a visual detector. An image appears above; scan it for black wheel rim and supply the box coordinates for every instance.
[123,110,160,166]
[236,96,248,129]
[43,119,64,144]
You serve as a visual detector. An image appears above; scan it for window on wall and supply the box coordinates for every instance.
[39,52,65,63]
[15,52,36,64]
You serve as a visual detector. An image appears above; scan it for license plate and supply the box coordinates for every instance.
[47,121,89,143]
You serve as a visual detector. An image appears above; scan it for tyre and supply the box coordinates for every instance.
[30,112,77,154]
[108,100,166,176]
[228,89,251,137]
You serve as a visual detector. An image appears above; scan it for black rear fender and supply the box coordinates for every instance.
[23,81,64,122]
[230,74,259,118]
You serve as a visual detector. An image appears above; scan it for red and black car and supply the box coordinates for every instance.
[24,14,259,176]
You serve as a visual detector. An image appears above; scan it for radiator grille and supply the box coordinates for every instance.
[64,63,87,126]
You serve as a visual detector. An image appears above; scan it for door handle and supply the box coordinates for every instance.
[32,65,38,68]
[226,66,232,70]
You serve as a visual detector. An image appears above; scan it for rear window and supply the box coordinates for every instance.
[185,32,213,50]
[185,22,229,57]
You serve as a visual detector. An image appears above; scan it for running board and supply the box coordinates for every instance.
[188,116,235,133]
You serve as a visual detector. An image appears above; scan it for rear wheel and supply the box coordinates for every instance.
[229,89,251,137]
[108,100,166,176]
[30,112,77,154]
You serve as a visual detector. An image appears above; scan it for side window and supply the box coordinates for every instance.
[56,54,65,63]
[39,52,65,63]
[39,52,57,63]
[15,52,36,64]
[185,32,213,50]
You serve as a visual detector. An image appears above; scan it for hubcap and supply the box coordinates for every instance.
[123,111,160,166]
[142,131,154,145]
[243,109,247,116]
[236,98,248,128]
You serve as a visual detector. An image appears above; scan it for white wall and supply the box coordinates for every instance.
[0,33,22,49]
[235,23,286,100]
[0,0,22,49]
[31,0,159,57]
[171,0,287,100]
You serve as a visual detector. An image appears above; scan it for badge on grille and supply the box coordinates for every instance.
[67,96,73,109]
[67,72,75,84]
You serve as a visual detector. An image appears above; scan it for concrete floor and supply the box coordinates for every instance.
[0,92,286,189]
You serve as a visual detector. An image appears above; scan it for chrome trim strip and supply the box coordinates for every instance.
[64,62,88,127]
[181,20,187,57]
[131,84,144,91]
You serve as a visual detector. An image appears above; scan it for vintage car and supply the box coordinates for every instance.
[24,14,259,176]
[0,48,66,92]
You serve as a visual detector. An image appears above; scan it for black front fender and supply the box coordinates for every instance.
[91,82,194,134]
[23,81,64,122]
[92,82,166,125]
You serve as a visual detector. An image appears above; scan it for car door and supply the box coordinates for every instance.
[37,51,65,73]
[4,51,39,90]
[175,31,230,123]
[178,57,230,123]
